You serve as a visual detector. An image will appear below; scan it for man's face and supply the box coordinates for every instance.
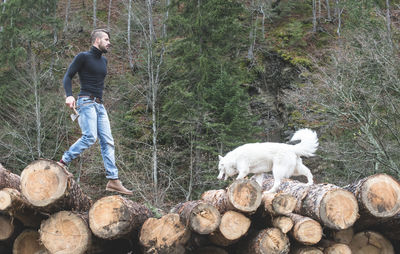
[97,32,110,53]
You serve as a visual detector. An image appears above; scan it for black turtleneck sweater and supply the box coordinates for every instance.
[63,46,107,99]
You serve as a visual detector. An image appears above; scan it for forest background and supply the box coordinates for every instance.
[1,0,400,210]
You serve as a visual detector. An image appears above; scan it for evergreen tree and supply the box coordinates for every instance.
[160,0,260,198]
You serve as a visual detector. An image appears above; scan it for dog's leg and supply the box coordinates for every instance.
[266,165,283,193]
[298,163,314,185]
[236,160,249,180]
[254,174,264,187]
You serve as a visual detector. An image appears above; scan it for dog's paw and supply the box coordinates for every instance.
[306,181,314,186]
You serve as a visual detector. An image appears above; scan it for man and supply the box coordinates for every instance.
[58,29,133,195]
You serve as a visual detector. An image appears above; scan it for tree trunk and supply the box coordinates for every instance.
[201,179,262,214]
[238,227,290,254]
[193,246,228,254]
[171,200,221,234]
[89,195,153,240]
[0,163,21,191]
[259,175,358,229]
[271,216,293,234]
[20,159,92,213]
[262,192,296,215]
[0,188,46,228]
[345,174,400,219]
[13,230,48,254]
[289,213,322,245]
[349,231,394,254]
[209,210,251,246]
[139,213,191,253]
[40,211,91,254]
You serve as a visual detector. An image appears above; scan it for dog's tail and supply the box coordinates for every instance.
[291,128,318,157]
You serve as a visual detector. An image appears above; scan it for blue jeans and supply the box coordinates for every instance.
[62,97,118,179]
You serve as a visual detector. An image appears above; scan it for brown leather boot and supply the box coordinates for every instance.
[106,179,133,195]
[56,161,73,177]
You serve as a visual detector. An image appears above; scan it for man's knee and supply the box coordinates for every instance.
[82,134,97,145]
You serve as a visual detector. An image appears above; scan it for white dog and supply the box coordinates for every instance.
[217,129,318,193]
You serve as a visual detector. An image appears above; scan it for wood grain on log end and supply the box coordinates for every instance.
[139,213,191,252]
[209,210,250,246]
[227,179,262,213]
[20,159,69,207]
[262,192,297,215]
[319,188,358,230]
[190,202,220,234]
[0,214,14,241]
[290,213,322,245]
[40,211,91,254]
[250,228,290,254]
[349,231,394,254]
[89,195,152,239]
[361,174,400,217]
[13,230,48,254]
[272,216,293,234]
[324,243,351,254]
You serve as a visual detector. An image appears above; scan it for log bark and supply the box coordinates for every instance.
[193,246,228,254]
[201,179,262,214]
[345,174,400,218]
[0,188,46,228]
[171,200,221,234]
[349,231,394,254]
[289,213,322,245]
[139,213,191,253]
[271,216,293,234]
[262,192,296,215]
[39,211,91,254]
[13,230,48,254]
[259,174,358,229]
[238,227,290,254]
[0,163,21,191]
[209,210,251,246]
[20,159,92,213]
[89,195,153,240]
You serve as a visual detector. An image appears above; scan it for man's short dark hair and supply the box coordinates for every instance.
[91,29,110,44]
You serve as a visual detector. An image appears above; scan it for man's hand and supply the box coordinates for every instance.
[65,96,76,109]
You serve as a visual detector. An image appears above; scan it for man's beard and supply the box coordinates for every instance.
[99,44,108,53]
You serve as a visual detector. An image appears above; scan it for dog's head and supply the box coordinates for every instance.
[217,155,237,180]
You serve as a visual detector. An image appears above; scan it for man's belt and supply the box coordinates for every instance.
[78,95,103,104]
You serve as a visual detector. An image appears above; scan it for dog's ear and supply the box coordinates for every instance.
[218,155,223,161]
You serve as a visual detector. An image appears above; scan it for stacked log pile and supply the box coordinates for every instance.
[1,160,400,253]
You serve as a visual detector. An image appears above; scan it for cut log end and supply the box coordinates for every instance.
[324,243,352,254]
[349,231,394,254]
[258,228,290,254]
[0,188,15,210]
[292,247,323,254]
[13,230,47,254]
[220,211,250,240]
[291,214,323,245]
[20,160,69,207]
[189,202,221,234]
[139,213,191,252]
[89,195,152,239]
[320,189,358,230]
[361,174,400,217]
[227,179,262,213]
[272,216,293,234]
[0,214,14,241]
[40,211,91,254]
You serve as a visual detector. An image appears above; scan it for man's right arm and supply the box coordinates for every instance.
[63,53,85,108]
